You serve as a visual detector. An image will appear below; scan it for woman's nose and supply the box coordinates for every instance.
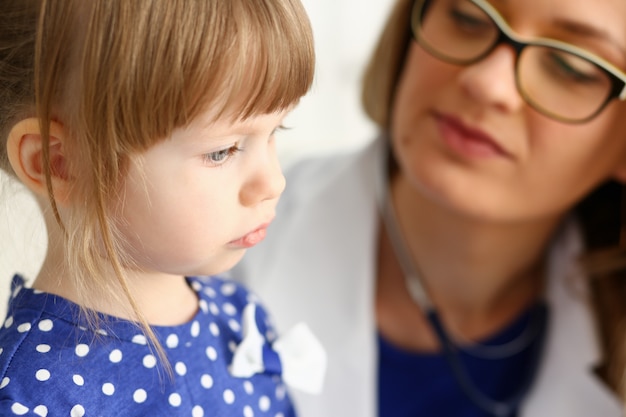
[457,44,525,115]
[239,145,286,207]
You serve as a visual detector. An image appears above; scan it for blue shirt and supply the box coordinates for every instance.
[379,305,546,417]
[0,275,296,417]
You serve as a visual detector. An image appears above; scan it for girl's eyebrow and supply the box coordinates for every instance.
[554,18,626,61]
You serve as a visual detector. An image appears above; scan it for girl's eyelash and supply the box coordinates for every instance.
[202,125,285,166]
[202,145,242,166]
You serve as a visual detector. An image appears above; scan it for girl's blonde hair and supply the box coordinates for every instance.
[0,0,314,368]
[362,0,626,397]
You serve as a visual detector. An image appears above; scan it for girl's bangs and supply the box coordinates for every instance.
[74,0,314,152]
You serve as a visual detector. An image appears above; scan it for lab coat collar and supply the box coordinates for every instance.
[521,219,622,416]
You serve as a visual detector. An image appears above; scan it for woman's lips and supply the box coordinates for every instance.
[435,113,510,159]
[229,223,270,248]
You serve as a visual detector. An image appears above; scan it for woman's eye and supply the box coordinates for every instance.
[544,51,603,84]
[203,145,242,166]
[450,9,492,33]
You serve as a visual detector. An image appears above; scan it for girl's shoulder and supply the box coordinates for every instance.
[0,275,295,416]
[0,275,80,372]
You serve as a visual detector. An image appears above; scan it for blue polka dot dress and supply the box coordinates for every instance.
[0,275,296,417]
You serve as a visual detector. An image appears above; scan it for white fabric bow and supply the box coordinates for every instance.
[229,303,327,395]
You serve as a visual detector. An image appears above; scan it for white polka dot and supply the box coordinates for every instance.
[33,405,48,416]
[12,285,22,298]
[205,346,217,361]
[4,317,13,328]
[17,323,31,333]
[259,396,271,411]
[209,303,220,316]
[243,380,254,394]
[96,329,108,336]
[75,344,89,357]
[192,405,204,417]
[228,319,241,332]
[132,334,147,345]
[0,347,3,355]
[191,321,200,337]
[166,334,179,348]
[133,389,147,403]
[228,341,238,352]
[168,393,182,407]
[35,369,50,381]
[244,405,254,417]
[221,283,237,296]
[73,375,84,386]
[70,404,85,417]
[204,287,217,298]
[102,383,115,396]
[175,362,187,376]
[276,385,286,400]
[109,349,122,363]
[38,319,53,331]
[199,300,209,314]
[266,329,277,341]
[11,402,28,415]
[222,303,237,316]
[191,281,202,292]
[0,377,9,388]
[209,323,220,336]
[143,354,157,368]
[223,389,235,404]
[200,374,213,389]
[36,344,51,353]
[275,413,285,417]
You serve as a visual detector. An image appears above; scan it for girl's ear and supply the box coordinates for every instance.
[6,118,72,205]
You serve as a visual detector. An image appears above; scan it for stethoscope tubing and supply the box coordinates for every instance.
[375,141,548,417]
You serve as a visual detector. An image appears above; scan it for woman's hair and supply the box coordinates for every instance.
[361,0,413,129]
[0,0,314,368]
[361,0,626,396]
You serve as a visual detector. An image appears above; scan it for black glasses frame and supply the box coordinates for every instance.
[411,0,626,123]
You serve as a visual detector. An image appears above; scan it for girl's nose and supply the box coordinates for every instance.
[457,44,525,115]
[239,144,286,207]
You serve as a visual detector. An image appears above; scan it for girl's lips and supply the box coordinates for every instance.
[229,223,270,248]
[435,113,510,159]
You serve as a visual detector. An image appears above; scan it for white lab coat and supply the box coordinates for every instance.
[230,136,623,417]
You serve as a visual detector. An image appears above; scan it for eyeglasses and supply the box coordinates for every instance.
[411,0,626,123]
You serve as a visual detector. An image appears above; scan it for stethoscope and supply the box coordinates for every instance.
[375,142,548,417]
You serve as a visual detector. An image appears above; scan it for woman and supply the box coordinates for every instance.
[230,0,626,415]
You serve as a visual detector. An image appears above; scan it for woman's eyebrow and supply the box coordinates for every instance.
[554,18,626,60]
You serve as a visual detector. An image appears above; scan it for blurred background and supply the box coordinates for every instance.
[0,0,396,316]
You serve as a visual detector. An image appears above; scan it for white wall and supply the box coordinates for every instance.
[0,0,396,317]
[0,179,47,293]
[278,0,394,161]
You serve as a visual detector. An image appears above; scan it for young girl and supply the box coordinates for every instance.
[0,0,323,415]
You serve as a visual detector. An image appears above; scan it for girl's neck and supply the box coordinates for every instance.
[389,174,561,318]
[33,228,198,326]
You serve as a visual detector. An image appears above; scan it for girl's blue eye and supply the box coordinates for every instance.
[203,145,241,166]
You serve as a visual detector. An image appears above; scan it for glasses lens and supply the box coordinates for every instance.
[413,0,498,64]
[517,46,613,121]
